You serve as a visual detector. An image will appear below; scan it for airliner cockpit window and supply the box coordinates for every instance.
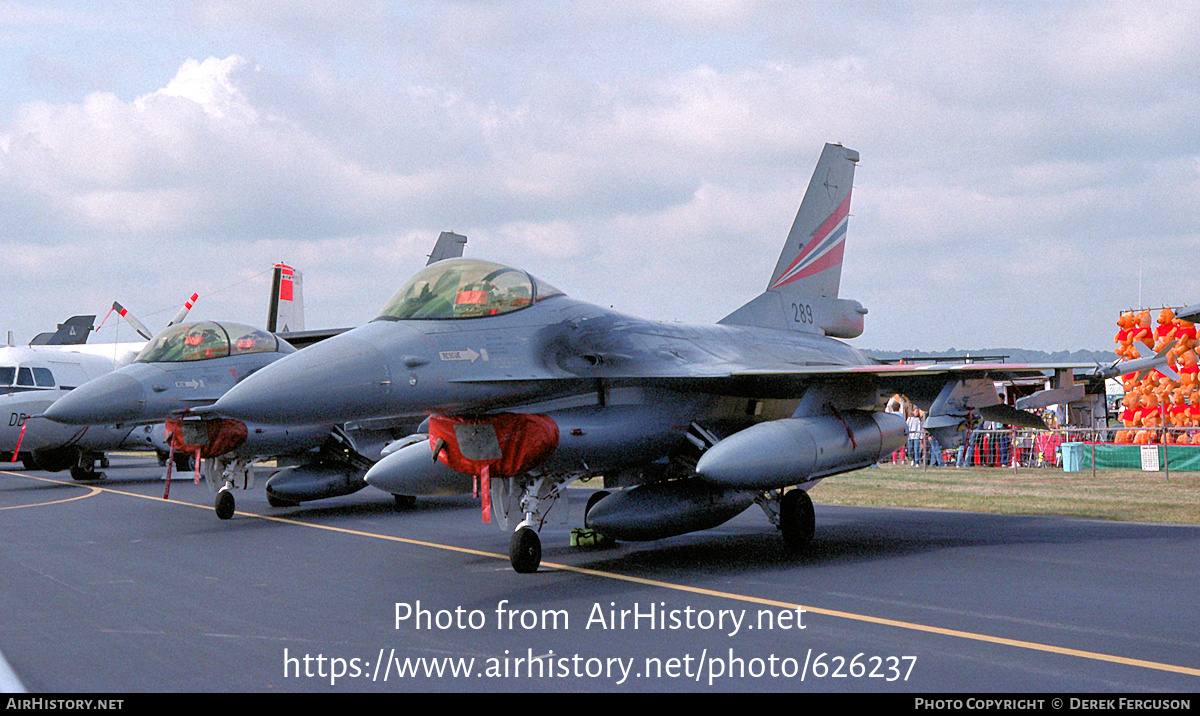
[136,322,280,362]
[376,258,559,320]
[0,366,53,392]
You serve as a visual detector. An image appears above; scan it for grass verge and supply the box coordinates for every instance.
[807,463,1200,525]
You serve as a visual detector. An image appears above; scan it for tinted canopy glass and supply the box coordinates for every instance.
[376,258,562,320]
[136,322,287,362]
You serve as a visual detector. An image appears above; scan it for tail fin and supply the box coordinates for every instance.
[769,143,858,297]
[720,143,866,338]
[427,231,468,265]
[29,315,96,345]
[267,264,305,333]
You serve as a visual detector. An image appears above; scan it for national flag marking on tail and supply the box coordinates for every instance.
[276,264,295,302]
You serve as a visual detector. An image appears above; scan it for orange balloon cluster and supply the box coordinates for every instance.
[1114,308,1200,444]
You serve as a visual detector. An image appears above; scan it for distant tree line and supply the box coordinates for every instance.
[863,348,1113,364]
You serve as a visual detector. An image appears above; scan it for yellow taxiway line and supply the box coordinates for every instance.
[6,470,1198,678]
[0,472,104,510]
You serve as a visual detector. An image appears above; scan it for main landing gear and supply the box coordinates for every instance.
[69,464,104,481]
[778,488,815,550]
[69,455,105,482]
[756,487,816,551]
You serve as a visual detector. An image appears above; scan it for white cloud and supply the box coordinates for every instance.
[149,55,257,121]
[2,3,1200,353]
[1,54,446,243]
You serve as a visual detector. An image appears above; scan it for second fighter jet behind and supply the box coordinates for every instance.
[212,143,1064,573]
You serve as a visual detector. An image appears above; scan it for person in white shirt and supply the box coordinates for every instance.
[906,408,922,466]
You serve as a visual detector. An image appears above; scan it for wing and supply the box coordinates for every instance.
[444,314,1088,428]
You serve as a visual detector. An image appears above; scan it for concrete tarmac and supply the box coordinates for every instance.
[1,454,1197,693]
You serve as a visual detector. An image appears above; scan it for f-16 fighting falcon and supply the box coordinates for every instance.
[43,234,468,519]
[211,144,1090,573]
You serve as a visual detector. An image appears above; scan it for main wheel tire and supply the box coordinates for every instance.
[780,489,815,551]
[393,494,417,510]
[215,490,236,520]
[509,527,541,573]
[174,453,193,473]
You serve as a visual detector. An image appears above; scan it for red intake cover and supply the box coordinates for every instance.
[166,417,248,459]
[428,413,559,478]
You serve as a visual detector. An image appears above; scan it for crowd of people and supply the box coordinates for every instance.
[889,401,1067,468]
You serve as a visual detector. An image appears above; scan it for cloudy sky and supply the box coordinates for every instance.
[2,1,1197,354]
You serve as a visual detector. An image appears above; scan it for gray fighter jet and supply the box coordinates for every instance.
[43,318,338,518]
[211,144,1077,573]
[44,233,468,518]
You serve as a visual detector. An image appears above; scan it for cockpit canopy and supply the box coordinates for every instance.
[135,321,293,363]
[375,258,564,321]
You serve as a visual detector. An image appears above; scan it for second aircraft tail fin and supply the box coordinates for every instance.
[29,315,96,345]
[267,264,305,333]
[427,231,468,265]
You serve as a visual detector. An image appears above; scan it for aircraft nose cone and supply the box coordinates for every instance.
[214,330,395,425]
[44,373,147,425]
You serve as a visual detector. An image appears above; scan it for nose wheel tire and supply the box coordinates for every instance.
[215,489,236,520]
[509,527,541,573]
[780,489,815,551]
